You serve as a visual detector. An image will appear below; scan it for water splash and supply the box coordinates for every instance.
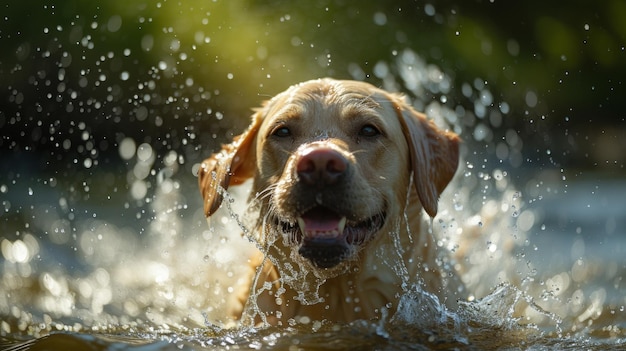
[185,49,561,340]
[2,47,626,350]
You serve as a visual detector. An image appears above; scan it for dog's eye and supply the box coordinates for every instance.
[359,124,381,137]
[271,126,291,138]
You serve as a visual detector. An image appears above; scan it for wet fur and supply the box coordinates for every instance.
[198,78,460,325]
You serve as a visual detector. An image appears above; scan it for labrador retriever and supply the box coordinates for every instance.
[198,78,460,325]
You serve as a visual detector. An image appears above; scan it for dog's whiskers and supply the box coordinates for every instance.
[254,184,277,203]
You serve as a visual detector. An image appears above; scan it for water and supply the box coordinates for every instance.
[2,17,626,351]
[3,154,624,350]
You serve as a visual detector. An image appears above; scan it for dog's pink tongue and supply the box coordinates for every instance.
[297,208,346,237]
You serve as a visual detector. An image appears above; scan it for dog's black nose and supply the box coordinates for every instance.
[298,237,348,268]
[296,147,348,186]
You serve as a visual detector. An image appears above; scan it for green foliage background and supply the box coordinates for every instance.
[1,0,625,172]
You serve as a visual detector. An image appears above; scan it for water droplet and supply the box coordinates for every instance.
[315,193,323,204]
[373,12,387,26]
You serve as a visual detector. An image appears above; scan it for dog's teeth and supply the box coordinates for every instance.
[338,217,347,234]
[297,217,306,233]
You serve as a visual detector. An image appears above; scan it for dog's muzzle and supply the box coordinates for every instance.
[278,206,386,269]
[274,143,386,268]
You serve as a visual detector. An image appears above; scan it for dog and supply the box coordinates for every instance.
[198,78,460,325]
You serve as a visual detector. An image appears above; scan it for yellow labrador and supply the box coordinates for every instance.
[198,78,460,325]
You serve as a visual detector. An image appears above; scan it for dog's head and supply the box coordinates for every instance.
[199,78,459,270]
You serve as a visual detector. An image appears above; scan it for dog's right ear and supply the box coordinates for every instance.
[198,111,263,217]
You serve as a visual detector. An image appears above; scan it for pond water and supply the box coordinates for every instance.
[2,3,626,350]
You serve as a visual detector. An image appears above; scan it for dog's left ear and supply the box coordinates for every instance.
[392,95,460,217]
[198,111,263,217]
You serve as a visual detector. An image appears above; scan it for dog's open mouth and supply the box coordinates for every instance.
[277,206,385,268]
